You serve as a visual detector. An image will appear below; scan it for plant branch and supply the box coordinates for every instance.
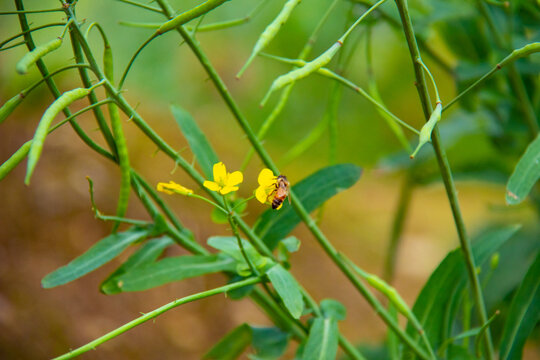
[392,0,494,358]
[52,277,262,360]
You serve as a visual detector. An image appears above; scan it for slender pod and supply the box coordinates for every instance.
[499,42,540,67]
[0,93,25,124]
[25,86,100,185]
[16,37,62,74]
[155,0,229,35]
[260,0,388,106]
[0,141,31,181]
[410,102,442,159]
[260,42,341,106]
[237,0,302,78]
[103,38,131,232]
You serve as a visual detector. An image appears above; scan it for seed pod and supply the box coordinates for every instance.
[499,42,540,68]
[156,0,229,35]
[16,37,63,75]
[410,102,443,159]
[0,141,31,181]
[25,87,90,185]
[260,42,341,106]
[237,0,302,78]
[0,92,25,125]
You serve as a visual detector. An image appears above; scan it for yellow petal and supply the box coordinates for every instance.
[158,181,194,195]
[213,162,226,185]
[220,186,239,195]
[258,168,275,187]
[255,186,269,204]
[157,182,174,195]
[227,171,243,186]
[203,180,221,192]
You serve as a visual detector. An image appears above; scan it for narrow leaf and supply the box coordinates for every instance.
[203,323,252,360]
[301,318,339,360]
[171,104,219,179]
[405,225,520,355]
[42,227,150,288]
[113,254,235,292]
[506,134,540,204]
[499,250,540,360]
[207,236,262,264]
[100,236,174,294]
[266,264,304,319]
[255,164,362,249]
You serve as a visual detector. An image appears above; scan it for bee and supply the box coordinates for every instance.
[270,175,290,210]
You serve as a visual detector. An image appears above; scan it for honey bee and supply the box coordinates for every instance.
[270,175,290,210]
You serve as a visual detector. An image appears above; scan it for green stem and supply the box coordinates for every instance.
[392,0,494,358]
[383,173,413,283]
[14,0,113,162]
[52,277,262,360]
[240,0,340,170]
[151,1,428,357]
[0,8,63,15]
[473,0,538,137]
[0,22,65,49]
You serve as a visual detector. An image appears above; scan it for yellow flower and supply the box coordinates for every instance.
[203,162,243,195]
[157,181,194,195]
[255,168,278,205]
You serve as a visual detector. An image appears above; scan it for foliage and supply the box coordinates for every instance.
[0,0,539,359]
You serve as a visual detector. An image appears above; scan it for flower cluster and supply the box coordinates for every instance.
[156,161,281,209]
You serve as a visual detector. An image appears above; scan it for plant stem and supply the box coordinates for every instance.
[14,0,113,161]
[0,22,66,49]
[392,0,495,358]
[52,277,262,360]
[383,173,413,283]
[148,1,429,357]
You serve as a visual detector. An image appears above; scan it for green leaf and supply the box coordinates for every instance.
[226,275,256,300]
[42,227,150,288]
[113,254,235,292]
[266,264,304,319]
[207,236,264,267]
[320,299,346,321]
[499,250,540,360]
[506,134,540,205]
[301,318,339,360]
[250,326,289,359]
[171,104,219,179]
[277,236,301,263]
[203,323,252,360]
[405,225,521,357]
[255,164,362,250]
[100,236,174,294]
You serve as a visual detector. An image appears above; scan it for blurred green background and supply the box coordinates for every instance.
[0,0,539,359]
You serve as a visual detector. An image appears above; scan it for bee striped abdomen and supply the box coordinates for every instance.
[272,197,284,209]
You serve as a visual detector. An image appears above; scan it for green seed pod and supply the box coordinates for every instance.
[237,0,302,78]
[0,141,31,181]
[0,92,25,125]
[365,274,412,317]
[499,42,540,68]
[260,41,342,106]
[156,0,229,35]
[410,102,442,159]
[16,37,63,75]
[25,87,90,185]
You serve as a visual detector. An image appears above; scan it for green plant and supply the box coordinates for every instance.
[1,0,539,359]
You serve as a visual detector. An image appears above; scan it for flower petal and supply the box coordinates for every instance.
[203,180,221,192]
[213,162,227,185]
[255,186,270,204]
[220,186,239,195]
[157,182,174,195]
[258,168,276,187]
[227,171,243,186]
